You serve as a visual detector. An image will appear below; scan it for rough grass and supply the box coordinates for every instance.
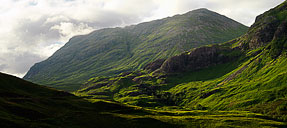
[2,72,285,127]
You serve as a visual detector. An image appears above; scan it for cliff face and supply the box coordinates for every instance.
[248,15,280,49]
[143,59,166,72]
[160,45,237,73]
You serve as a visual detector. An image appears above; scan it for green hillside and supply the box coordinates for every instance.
[75,1,287,122]
[1,73,286,127]
[24,8,248,91]
[0,72,177,127]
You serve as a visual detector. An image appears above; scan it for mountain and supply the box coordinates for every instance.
[24,8,248,91]
[1,73,286,127]
[76,1,287,122]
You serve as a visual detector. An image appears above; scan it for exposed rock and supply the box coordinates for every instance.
[273,20,287,40]
[243,2,287,50]
[160,45,234,73]
[248,16,280,49]
[270,20,287,58]
[160,54,189,73]
[144,59,166,72]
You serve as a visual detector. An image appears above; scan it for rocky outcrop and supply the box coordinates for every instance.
[160,45,235,73]
[143,59,166,72]
[247,2,287,49]
[248,16,280,49]
[273,20,287,40]
[270,20,287,58]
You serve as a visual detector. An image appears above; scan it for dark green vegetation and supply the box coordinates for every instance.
[0,72,286,128]
[24,9,248,91]
[0,72,172,128]
[76,1,287,124]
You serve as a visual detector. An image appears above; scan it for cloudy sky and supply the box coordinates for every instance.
[0,0,285,77]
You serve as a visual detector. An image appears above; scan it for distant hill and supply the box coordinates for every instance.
[76,1,287,122]
[24,8,248,91]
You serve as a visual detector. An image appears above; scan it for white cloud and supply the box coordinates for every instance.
[0,0,285,78]
[50,22,94,41]
[205,0,285,25]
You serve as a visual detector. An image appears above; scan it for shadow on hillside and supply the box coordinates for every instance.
[165,59,243,88]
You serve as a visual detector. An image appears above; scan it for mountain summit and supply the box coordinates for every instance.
[24,8,248,91]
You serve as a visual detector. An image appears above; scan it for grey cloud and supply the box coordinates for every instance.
[16,16,62,46]
[0,64,7,71]
[1,8,155,77]
[15,11,148,45]
[86,12,149,28]
[13,52,44,74]
[0,51,44,75]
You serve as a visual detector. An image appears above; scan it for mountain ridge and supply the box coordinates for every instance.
[24,8,248,91]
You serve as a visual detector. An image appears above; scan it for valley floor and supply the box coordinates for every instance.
[87,99,287,128]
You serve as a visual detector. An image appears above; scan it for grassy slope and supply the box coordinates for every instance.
[74,46,287,121]
[0,73,286,127]
[74,46,287,127]
[167,48,287,119]
[0,73,174,128]
[24,9,248,91]
[75,1,287,123]
[74,42,246,105]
